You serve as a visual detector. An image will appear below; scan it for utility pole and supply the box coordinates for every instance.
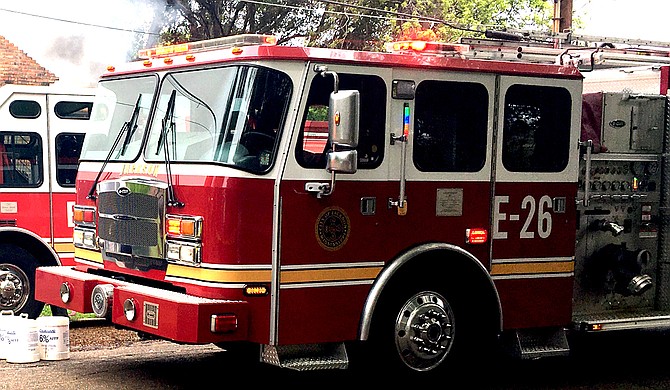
[553,0,573,33]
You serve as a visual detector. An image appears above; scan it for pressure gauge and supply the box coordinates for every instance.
[646,161,659,175]
[611,180,621,191]
[631,161,645,176]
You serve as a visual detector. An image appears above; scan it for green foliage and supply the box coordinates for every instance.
[307,105,328,121]
[40,305,98,321]
[155,0,555,50]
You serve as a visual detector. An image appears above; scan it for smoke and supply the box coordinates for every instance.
[47,36,85,65]
[0,0,167,88]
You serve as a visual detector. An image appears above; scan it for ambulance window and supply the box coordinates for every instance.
[54,101,93,120]
[0,132,43,187]
[9,100,41,119]
[502,85,571,172]
[56,133,84,187]
[297,73,386,169]
[413,80,488,172]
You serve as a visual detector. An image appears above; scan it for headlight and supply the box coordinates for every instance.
[74,227,97,249]
[166,241,201,265]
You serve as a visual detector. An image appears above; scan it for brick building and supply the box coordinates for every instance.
[0,35,57,86]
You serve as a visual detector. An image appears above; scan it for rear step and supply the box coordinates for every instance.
[261,343,348,371]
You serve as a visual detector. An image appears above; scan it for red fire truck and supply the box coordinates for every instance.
[33,33,670,375]
[0,84,94,319]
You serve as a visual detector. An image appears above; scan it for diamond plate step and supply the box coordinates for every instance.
[504,328,570,360]
[261,343,348,371]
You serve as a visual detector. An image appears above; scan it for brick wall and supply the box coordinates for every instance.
[0,36,57,86]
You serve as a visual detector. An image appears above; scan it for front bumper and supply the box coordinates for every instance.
[35,266,249,344]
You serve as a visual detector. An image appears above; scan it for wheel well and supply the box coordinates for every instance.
[0,230,59,267]
[360,246,502,340]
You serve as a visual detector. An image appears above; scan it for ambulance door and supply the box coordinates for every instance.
[491,76,581,329]
[46,94,93,265]
[277,64,392,344]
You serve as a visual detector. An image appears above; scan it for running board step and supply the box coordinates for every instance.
[504,328,570,360]
[572,311,670,332]
[261,343,348,371]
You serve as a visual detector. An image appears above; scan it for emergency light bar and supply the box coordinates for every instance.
[385,40,470,56]
[138,34,278,59]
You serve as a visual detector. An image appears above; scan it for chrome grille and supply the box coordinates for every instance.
[98,191,160,219]
[97,178,167,258]
[98,218,159,246]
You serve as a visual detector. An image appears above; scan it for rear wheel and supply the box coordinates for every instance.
[0,245,44,318]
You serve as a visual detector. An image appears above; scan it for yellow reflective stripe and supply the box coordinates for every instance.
[491,261,574,276]
[53,243,74,253]
[167,264,271,283]
[74,247,103,264]
[167,264,383,284]
[280,267,382,283]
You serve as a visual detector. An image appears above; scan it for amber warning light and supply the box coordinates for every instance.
[465,228,488,244]
[73,206,95,224]
[137,34,277,59]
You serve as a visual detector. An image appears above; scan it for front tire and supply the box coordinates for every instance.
[0,244,44,318]
[394,291,456,371]
[362,276,492,379]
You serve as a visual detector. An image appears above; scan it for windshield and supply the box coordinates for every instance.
[81,75,157,161]
[145,66,292,173]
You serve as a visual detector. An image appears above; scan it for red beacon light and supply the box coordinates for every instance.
[386,40,470,56]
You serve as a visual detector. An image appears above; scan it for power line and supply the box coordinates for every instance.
[0,7,160,36]
[315,0,477,32]
[241,0,481,33]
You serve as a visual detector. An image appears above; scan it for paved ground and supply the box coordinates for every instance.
[0,338,226,389]
[6,322,670,389]
[0,323,353,389]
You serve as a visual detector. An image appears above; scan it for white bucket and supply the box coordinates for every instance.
[0,310,14,360]
[36,316,70,360]
[5,314,40,363]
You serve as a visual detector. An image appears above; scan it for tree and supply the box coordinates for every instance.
[155,0,555,51]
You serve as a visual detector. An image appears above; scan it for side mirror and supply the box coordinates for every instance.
[305,86,360,198]
[327,150,357,174]
[329,90,359,148]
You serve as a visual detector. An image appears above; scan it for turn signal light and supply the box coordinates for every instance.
[73,206,95,225]
[166,215,202,238]
[244,284,269,296]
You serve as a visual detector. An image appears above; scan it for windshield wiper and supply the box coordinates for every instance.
[120,94,142,155]
[87,95,143,200]
[157,90,184,207]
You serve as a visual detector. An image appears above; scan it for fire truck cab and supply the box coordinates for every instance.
[33,34,670,376]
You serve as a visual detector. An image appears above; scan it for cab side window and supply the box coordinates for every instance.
[502,85,571,172]
[297,73,386,169]
[413,80,488,172]
[0,133,43,187]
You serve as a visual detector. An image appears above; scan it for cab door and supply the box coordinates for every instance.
[490,76,582,329]
[277,64,392,345]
